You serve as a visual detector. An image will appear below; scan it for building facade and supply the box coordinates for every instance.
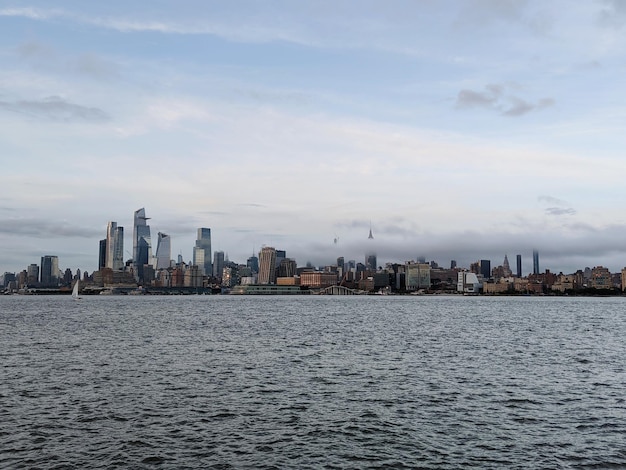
[106,221,124,271]
[258,247,277,284]
[40,255,59,287]
[133,208,153,282]
[155,232,171,270]
[194,228,212,276]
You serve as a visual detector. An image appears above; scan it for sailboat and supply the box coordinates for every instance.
[72,280,81,300]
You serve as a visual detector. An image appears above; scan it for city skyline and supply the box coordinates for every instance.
[2,2,626,274]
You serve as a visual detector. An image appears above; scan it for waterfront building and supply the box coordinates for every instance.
[300,271,337,289]
[552,273,576,293]
[590,266,612,289]
[106,221,124,271]
[230,284,307,295]
[194,228,212,276]
[457,271,482,294]
[533,250,540,275]
[133,208,153,283]
[622,268,626,292]
[155,232,171,270]
[516,254,522,277]
[40,255,59,287]
[406,262,431,291]
[258,247,277,284]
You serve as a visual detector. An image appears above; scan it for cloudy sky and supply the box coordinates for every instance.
[1,0,626,275]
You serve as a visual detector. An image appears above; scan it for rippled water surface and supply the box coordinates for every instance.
[2,295,626,468]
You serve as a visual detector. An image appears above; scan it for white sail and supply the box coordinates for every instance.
[72,280,80,300]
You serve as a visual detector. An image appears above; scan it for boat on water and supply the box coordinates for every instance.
[72,280,81,300]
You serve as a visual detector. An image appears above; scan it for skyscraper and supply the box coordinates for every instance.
[194,228,212,276]
[98,239,107,270]
[516,254,522,277]
[133,208,153,282]
[258,247,277,284]
[480,259,491,279]
[533,250,540,275]
[213,251,225,279]
[366,254,377,271]
[247,253,259,274]
[40,255,59,287]
[106,221,124,271]
[155,232,171,270]
[502,254,512,277]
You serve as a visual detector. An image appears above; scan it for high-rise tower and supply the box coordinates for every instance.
[155,232,171,270]
[502,254,512,278]
[133,208,153,282]
[258,247,277,284]
[213,251,225,279]
[193,228,212,276]
[516,254,522,277]
[106,221,124,271]
[533,250,540,275]
[40,255,59,287]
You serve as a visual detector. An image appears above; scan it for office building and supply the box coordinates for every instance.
[533,250,540,275]
[366,254,377,271]
[155,232,171,270]
[247,254,259,274]
[194,228,212,276]
[133,208,153,283]
[480,260,491,280]
[258,247,277,284]
[213,251,225,279]
[40,255,59,287]
[98,239,107,270]
[516,254,522,277]
[106,221,124,271]
[27,264,39,286]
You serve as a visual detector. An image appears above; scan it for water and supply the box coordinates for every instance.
[1,295,626,469]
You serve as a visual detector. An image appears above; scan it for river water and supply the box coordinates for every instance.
[1,295,625,469]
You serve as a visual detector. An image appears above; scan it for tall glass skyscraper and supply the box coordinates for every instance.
[194,228,212,276]
[213,251,225,279]
[533,250,540,275]
[258,247,276,284]
[133,208,153,282]
[155,232,171,270]
[106,221,124,271]
[40,255,59,287]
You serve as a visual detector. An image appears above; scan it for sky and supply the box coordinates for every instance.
[1,0,626,276]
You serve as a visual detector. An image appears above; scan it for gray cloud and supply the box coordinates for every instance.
[0,96,110,122]
[0,218,101,238]
[456,84,554,117]
[599,0,626,27]
[545,207,577,216]
[290,223,626,275]
[538,195,575,216]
